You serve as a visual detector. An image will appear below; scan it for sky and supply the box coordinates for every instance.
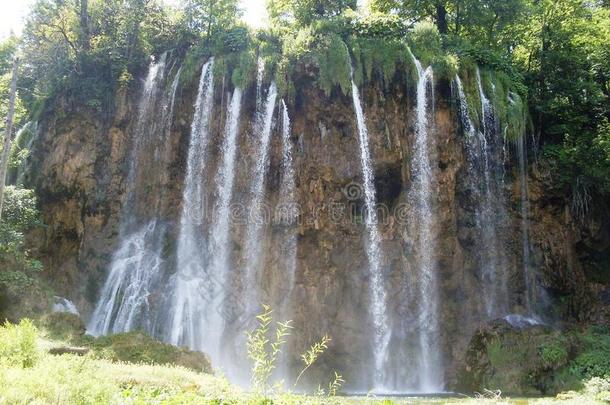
[0,0,269,40]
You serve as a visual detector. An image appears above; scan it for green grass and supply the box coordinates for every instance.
[1,320,609,404]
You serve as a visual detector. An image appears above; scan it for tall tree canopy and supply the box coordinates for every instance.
[267,0,358,26]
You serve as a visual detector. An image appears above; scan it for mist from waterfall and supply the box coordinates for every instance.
[242,82,278,319]
[409,51,443,392]
[88,53,180,336]
[350,77,390,389]
[167,59,215,351]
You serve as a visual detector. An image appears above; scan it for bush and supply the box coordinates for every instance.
[409,21,442,67]
[0,319,39,368]
[0,187,43,310]
[539,339,569,369]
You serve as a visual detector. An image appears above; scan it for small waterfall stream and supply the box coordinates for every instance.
[475,69,510,317]
[89,53,180,335]
[516,133,547,319]
[455,72,509,318]
[207,88,243,364]
[278,100,298,303]
[242,82,278,319]
[350,77,390,388]
[9,121,37,187]
[409,52,443,392]
[168,59,215,350]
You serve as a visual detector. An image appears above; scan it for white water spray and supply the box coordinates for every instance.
[168,59,215,350]
[409,51,443,392]
[350,75,390,389]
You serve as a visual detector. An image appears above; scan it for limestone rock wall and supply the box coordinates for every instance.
[26,60,610,390]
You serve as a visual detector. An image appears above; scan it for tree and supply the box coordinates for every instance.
[79,0,90,50]
[511,0,610,198]
[370,0,527,43]
[267,0,357,26]
[0,58,20,221]
[182,0,241,40]
[369,0,452,33]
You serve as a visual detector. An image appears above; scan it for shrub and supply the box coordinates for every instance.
[539,339,569,369]
[409,21,442,67]
[0,319,39,368]
[0,187,44,316]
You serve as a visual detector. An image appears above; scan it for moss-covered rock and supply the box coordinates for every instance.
[38,312,86,341]
[459,319,578,395]
[79,332,213,374]
[460,321,610,395]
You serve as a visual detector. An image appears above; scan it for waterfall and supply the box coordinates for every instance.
[516,134,545,318]
[9,121,37,187]
[206,88,243,362]
[350,76,389,388]
[88,53,180,335]
[409,52,443,392]
[256,57,265,111]
[278,100,298,301]
[455,72,509,317]
[242,83,278,318]
[167,59,215,351]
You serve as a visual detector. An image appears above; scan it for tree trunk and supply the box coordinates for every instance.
[0,58,20,221]
[206,0,216,44]
[436,3,449,35]
[454,0,461,35]
[79,0,90,50]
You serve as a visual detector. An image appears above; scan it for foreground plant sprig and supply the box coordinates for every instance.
[246,304,344,398]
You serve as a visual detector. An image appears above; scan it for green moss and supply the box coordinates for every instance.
[180,45,210,88]
[350,37,414,88]
[38,312,85,342]
[315,33,352,97]
[78,332,213,374]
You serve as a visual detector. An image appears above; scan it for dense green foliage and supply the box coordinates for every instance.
[478,326,610,395]
[0,319,39,368]
[0,187,44,319]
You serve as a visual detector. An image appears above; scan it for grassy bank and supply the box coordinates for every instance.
[1,320,609,404]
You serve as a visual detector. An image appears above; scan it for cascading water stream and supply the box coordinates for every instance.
[256,57,265,111]
[88,53,180,335]
[350,75,390,389]
[455,72,509,317]
[516,134,546,319]
[167,59,215,351]
[206,88,243,361]
[9,121,37,186]
[278,99,298,302]
[409,51,443,392]
[242,83,278,319]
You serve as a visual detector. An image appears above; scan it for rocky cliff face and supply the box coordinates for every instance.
[25,55,610,391]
